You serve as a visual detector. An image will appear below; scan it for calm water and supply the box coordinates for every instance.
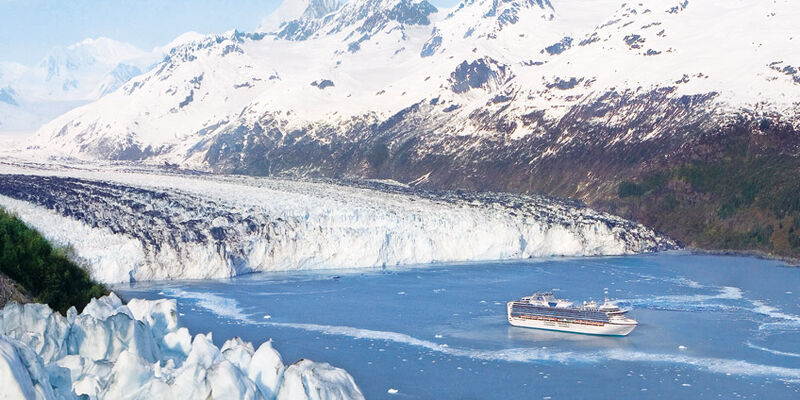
[115,253,800,399]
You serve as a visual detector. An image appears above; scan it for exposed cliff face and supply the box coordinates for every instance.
[191,87,798,200]
[0,273,32,310]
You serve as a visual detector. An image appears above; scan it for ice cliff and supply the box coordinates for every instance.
[0,165,676,284]
[0,293,364,400]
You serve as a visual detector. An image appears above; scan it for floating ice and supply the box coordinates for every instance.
[0,295,364,400]
[277,359,363,400]
[264,320,800,380]
[749,299,800,331]
[617,286,744,313]
[745,342,800,358]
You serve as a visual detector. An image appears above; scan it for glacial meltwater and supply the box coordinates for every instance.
[114,253,800,399]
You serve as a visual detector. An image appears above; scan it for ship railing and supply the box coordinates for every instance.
[510,310,610,323]
[510,313,606,326]
[511,304,610,321]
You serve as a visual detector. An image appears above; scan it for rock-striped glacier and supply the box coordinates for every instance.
[0,164,676,284]
[0,293,365,400]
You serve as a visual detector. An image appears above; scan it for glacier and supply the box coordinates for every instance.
[0,162,675,284]
[0,293,364,400]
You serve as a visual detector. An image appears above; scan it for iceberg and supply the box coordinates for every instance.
[0,294,364,400]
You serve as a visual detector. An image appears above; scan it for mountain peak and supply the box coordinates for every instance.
[63,37,146,61]
[259,0,342,32]
[39,37,146,80]
[304,0,342,19]
[274,0,438,41]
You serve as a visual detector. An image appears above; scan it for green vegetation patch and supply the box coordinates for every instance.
[0,208,108,314]
[618,173,668,198]
[612,153,800,259]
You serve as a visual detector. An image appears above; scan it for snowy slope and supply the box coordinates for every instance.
[0,294,364,399]
[0,162,674,283]
[19,0,800,173]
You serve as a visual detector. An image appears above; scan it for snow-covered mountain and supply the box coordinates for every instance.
[19,0,800,195]
[259,0,342,33]
[26,38,147,100]
[0,162,674,283]
[0,34,206,135]
[0,294,364,399]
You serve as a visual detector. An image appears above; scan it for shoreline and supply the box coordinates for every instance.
[110,248,799,290]
[687,248,800,267]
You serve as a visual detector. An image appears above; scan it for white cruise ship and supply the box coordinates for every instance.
[507,292,638,336]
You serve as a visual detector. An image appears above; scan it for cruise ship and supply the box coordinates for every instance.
[507,292,638,336]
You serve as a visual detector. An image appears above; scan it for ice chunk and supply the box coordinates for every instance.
[277,359,365,400]
[0,294,364,400]
[127,298,179,334]
[221,337,255,372]
[207,359,261,400]
[68,311,160,363]
[0,302,70,364]
[0,336,44,400]
[162,327,192,358]
[82,292,131,320]
[248,340,285,399]
[101,350,168,399]
[0,335,70,400]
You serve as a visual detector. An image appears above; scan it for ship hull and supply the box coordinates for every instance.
[506,303,637,336]
[507,316,637,336]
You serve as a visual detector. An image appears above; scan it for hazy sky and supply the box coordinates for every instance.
[0,0,462,65]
